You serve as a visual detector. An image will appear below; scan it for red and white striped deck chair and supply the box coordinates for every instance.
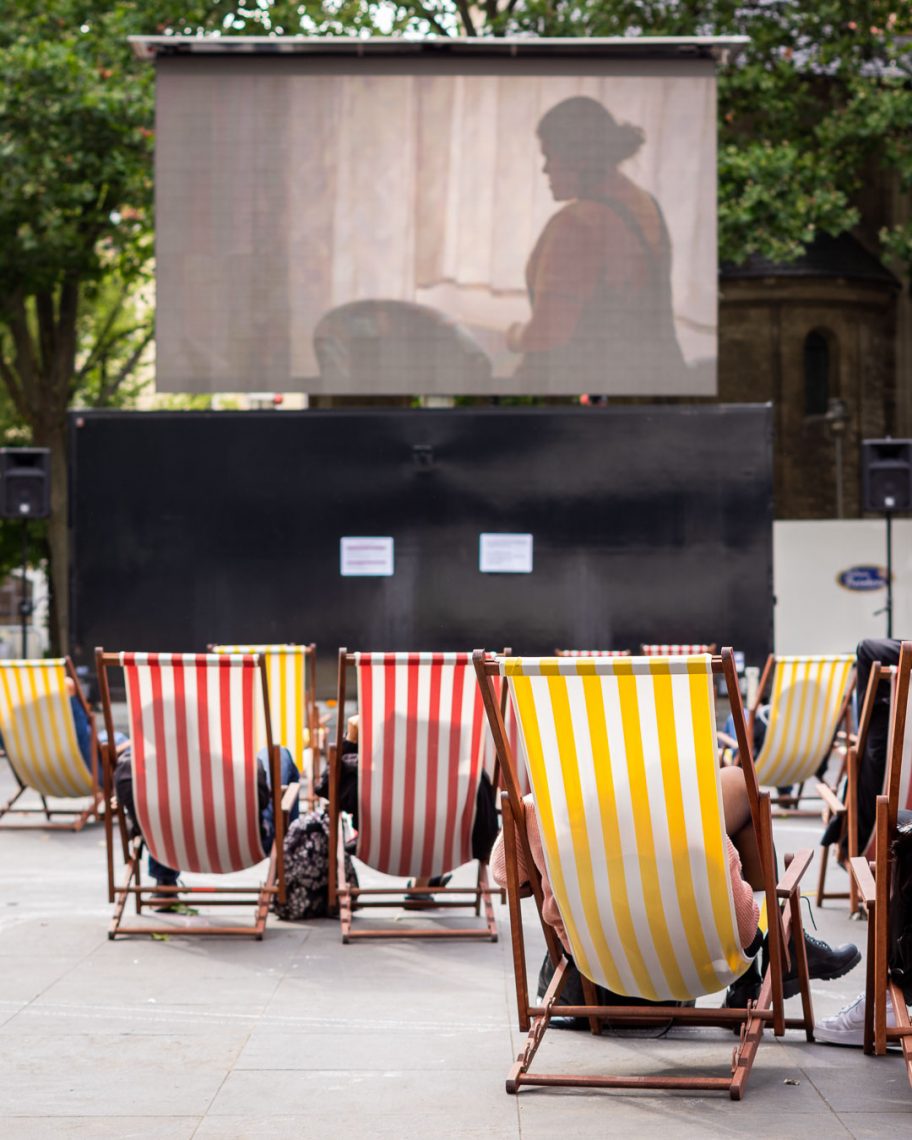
[329,649,499,941]
[849,641,912,1085]
[96,651,293,939]
[211,643,319,796]
[0,657,101,830]
[641,643,716,656]
[554,649,631,657]
[750,653,855,813]
[475,649,815,1099]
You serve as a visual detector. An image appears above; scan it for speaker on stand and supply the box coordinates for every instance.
[861,439,912,639]
[0,448,51,657]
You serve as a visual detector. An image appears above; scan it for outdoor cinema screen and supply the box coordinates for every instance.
[154,50,717,396]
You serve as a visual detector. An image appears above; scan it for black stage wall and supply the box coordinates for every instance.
[69,406,772,690]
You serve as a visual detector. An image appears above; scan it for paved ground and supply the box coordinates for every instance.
[1,766,910,1138]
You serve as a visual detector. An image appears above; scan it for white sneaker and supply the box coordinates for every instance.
[814,992,897,1047]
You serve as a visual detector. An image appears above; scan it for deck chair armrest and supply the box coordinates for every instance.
[849,856,877,905]
[281,783,300,814]
[775,848,814,898]
[716,730,739,751]
[816,782,845,816]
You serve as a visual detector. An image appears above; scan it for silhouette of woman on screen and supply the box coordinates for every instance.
[507,97,686,391]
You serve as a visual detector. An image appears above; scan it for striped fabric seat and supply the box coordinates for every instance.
[0,659,96,798]
[753,655,854,789]
[641,643,715,656]
[501,654,752,1002]
[120,652,267,875]
[211,644,314,771]
[554,649,631,657]
[355,652,486,878]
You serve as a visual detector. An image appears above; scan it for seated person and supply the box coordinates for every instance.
[114,744,300,907]
[815,636,912,1045]
[492,764,860,1009]
[66,676,129,775]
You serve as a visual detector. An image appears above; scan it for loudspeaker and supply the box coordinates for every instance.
[0,448,51,519]
[861,439,912,513]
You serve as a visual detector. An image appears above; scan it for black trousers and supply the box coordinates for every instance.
[841,637,900,856]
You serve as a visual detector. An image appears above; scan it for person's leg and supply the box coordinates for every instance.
[720,765,764,890]
[719,765,860,1004]
[113,756,180,888]
[849,638,900,858]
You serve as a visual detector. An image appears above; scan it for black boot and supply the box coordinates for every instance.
[767,931,861,999]
[723,957,762,1008]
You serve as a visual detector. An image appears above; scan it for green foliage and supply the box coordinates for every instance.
[276,0,912,269]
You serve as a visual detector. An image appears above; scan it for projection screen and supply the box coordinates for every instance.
[150,42,721,396]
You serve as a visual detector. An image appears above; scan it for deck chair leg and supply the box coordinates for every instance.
[579,975,603,1035]
[863,896,876,1054]
[0,784,26,819]
[110,854,139,939]
[787,889,815,1038]
[816,843,829,907]
[730,991,765,1100]
[254,848,278,940]
[40,794,52,822]
[507,956,570,1094]
[890,980,912,1089]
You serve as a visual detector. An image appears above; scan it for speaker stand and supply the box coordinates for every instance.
[885,510,894,639]
[18,518,32,658]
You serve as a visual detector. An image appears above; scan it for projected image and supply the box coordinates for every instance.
[156,65,717,395]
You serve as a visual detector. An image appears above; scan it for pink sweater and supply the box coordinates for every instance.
[491,796,759,956]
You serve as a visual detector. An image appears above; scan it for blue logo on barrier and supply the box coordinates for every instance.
[836,565,889,592]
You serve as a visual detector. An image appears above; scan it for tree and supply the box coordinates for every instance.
[0,2,254,652]
[287,1,912,266]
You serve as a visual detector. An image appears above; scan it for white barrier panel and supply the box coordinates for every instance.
[774,520,912,654]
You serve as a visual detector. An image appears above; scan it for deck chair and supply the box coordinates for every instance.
[849,640,912,1085]
[554,649,631,657]
[96,650,294,939]
[475,648,815,1099]
[749,653,855,814]
[211,643,319,797]
[0,657,101,830]
[817,660,888,912]
[641,643,716,655]
[329,649,500,941]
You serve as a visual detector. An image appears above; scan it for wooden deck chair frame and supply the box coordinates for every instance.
[96,649,295,940]
[475,648,815,1100]
[749,653,855,816]
[849,640,912,1084]
[0,656,102,830]
[817,661,887,912]
[328,648,501,942]
[210,642,320,803]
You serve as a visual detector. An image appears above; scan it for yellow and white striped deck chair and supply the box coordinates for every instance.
[751,654,855,812]
[474,648,815,1100]
[211,643,318,792]
[0,657,101,830]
